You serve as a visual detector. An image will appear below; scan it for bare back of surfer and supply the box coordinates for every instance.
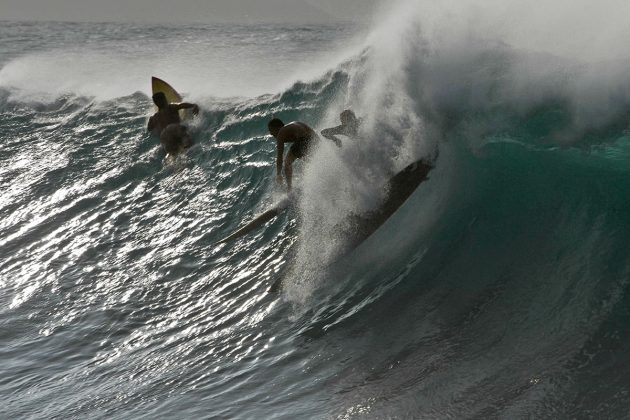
[268,118,318,191]
[147,92,199,155]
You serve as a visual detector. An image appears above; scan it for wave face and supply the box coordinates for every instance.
[2,5,630,418]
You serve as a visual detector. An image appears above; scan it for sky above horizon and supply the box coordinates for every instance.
[0,0,381,24]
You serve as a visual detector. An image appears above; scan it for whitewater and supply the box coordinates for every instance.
[2,1,630,418]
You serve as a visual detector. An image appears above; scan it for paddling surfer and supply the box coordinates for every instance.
[147,92,199,155]
[320,109,361,147]
[267,118,319,191]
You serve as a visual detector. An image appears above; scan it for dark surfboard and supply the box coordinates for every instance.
[268,158,434,292]
[343,159,434,249]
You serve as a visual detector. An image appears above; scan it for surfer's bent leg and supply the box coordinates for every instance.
[179,126,193,149]
[283,150,299,190]
[284,140,308,190]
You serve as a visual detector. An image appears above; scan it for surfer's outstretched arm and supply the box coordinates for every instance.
[173,102,200,115]
[320,125,343,147]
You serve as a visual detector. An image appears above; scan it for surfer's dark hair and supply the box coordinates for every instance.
[268,118,284,131]
[340,109,357,124]
[152,92,167,106]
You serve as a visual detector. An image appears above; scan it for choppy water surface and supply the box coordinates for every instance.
[2,6,630,418]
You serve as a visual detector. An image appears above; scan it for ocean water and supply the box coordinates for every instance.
[2,3,630,418]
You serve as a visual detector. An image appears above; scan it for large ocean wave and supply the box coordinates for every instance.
[2,2,630,417]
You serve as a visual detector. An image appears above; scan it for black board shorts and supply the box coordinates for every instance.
[160,123,191,155]
[288,136,316,159]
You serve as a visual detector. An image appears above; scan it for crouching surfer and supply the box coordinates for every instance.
[147,92,199,155]
[267,118,319,191]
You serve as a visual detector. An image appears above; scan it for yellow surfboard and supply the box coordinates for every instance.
[151,76,188,120]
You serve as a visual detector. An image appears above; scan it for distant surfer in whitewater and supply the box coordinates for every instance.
[147,92,199,155]
[320,109,361,147]
[268,118,319,191]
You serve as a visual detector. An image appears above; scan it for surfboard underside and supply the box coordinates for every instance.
[151,76,187,120]
[152,76,182,103]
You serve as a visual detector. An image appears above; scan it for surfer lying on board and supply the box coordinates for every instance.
[147,92,199,155]
[268,118,319,191]
[320,109,361,147]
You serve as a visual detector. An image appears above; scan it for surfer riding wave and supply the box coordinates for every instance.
[267,118,319,191]
[147,92,199,155]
